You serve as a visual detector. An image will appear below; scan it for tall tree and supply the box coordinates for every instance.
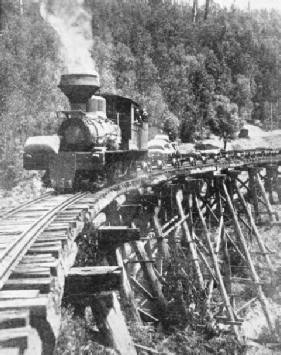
[205,0,211,20]
[192,0,198,23]
[209,95,243,148]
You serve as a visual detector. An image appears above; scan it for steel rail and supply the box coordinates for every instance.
[0,192,53,219]
[0,153,280,290]
[0,192,87,289]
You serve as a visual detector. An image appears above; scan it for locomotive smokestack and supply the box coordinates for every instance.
[58,73,100,111]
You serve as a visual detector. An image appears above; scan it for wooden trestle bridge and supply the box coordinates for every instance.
[1,156,281,354]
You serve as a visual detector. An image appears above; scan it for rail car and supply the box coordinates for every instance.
[148,134,183,168]
[148,138,176,169]
[178,144,281,167]
[23,73,148,192]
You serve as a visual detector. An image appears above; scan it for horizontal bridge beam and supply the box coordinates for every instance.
[98,227,140,245]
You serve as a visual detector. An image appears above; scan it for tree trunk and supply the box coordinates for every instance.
[0,0,3,33]
[192,0,198,23]
[204,0,210,20]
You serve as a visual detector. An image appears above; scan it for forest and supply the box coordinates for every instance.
[0,0,281,187]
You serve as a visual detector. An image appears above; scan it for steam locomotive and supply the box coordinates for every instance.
[23,72,281,194]
[23,73,148,192]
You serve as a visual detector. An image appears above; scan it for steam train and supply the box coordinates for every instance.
[23,73,148,192]
[23,72,281,193]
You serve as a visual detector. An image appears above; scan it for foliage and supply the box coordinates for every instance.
[2,0,281,186]
[1,2,281,353]
[210,95,243,141]
[0,0,67,188]
[55,306,119,355]
[163,114,179,141]
[87,0,281,142]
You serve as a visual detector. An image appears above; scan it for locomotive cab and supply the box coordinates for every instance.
[102,94,148,151]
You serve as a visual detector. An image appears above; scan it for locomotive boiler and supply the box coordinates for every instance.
[23,73,148,192]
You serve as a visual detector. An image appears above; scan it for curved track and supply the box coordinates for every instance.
[0,154,281,353]
[0,153,280,291]
[0,192,86,289]
[0,192,53,219]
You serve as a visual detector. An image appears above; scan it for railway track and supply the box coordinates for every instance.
[0,191,101,354]
[0,173,160,354]
[0,192,53,219]
[0,192,87,289]
[0,155,278,291]
[0,155,281,354]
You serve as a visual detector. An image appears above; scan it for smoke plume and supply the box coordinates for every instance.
[40,0,97,75]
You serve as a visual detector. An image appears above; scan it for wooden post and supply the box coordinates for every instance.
[153,206,170,275]
[235,182,273,271]
[205,202,247,263]
[265,166,274,204]
[176,189,205,291]
[91,292,137,355]
[169,225,189,323]
[225,174,235,202]
[194,194,240,338]
[205,214,227,310]
[116,247,142,324]
[256,172,275,222]
[214,176,223,221]
[202,178,213,226]
[248,168,260,223]
[196,247,218,284]
[132,241,168,327]
[187,189,194,237]
[222,182,276,336]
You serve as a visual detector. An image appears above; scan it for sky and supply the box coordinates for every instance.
[195,0,281,11]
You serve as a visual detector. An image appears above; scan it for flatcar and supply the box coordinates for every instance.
[148,139,170,169]
[23,73,148,192]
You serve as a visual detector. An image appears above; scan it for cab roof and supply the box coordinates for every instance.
[101,93,139,107]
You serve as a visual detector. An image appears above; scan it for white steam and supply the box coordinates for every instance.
[40,0,98,75]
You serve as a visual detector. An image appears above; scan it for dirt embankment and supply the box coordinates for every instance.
[179,125,281,153]
[231,125,281,150]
